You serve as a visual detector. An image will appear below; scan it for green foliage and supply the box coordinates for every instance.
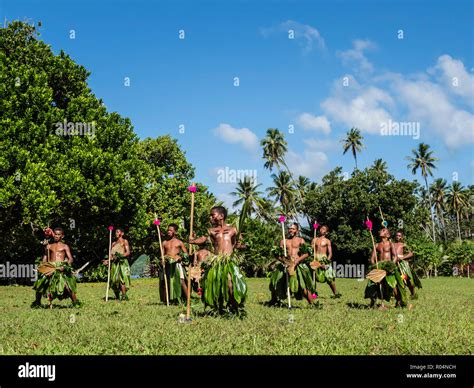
[304,166,419,265]
[0,22,216,269]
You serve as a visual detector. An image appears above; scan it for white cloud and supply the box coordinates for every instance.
[297,113,331,134]
[260,20,326,53]
[321,86,394,134]
[392,78,474,148]
[286,149,329,180]
[430,54,474,105]
[213,123,259,151]
[337,39,376,75]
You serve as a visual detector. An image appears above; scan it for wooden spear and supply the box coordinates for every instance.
[154,215,169,307]
[105,226,113,302]
[186,184,197,320]
[279,216,291,309]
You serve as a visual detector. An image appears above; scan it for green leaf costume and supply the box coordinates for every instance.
[159,256,187,303]
[398,259,422,289]
[269,244,315,300]
[364,261,408,306]
[33,261,77,301]
[201,253,247,315]
[313,254,336,284]
[109,253,131,294]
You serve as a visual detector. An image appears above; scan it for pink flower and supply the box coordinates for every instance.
[153,219,160,226]
[108,226,114,231]
[312,293,318,299]
[313,223,319,230]
[278,215,286,223]
[365,220,373,231]
[188,185,197,193]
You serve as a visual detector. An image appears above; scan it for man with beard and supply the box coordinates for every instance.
[393,230,421,299]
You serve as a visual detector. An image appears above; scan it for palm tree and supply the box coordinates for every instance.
[430,178,448,242]
[230,177,263,219]
[372,158,388,175]
[266,171,297,217]
[406,143,438,242]
[447,181,469,240]
[261,128,302,221]
[342,128,364,169]
[261,128,287,171]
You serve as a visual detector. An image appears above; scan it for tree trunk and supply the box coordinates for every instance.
[456,211,462,241]
[424,176,436,243]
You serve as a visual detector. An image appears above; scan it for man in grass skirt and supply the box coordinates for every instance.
[189,206,247,316]
[103,227,131,301]
[32,227,81,308]
[393,230,422,299]
[311,225,341,298]
[159,223,189,304]
[267,223,317,307]
[365,228,407,308]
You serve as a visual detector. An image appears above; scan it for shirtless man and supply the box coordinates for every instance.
[393,231,420,298]
[32,227,79,307]
[103,227,131,300]
[311,225,340,297]
[161,223,188,301]
[190,206,247,313]
[268,223,314,306]
[368,227,403,307]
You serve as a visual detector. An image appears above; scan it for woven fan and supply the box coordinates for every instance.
[38,262,57,276]
[366,268,387,283]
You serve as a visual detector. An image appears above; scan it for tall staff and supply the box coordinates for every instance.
[186,184,197,320]
[312,222,319,284]
[105,225,114,302]
[154,215,169,306]
[279,216,291,309]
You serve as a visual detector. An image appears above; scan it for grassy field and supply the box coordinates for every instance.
[0,277,472,355]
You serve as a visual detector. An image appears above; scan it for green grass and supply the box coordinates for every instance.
[0,277,472,355]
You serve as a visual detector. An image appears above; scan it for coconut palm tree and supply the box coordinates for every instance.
[261,128,287,171]
[372,158,388,175]
[430,178,448,242]
[447,181,470,240]
[261,128,302,221]
[266,171,297,217]
[342,128,364,169]
[230,177,263,219]
[406,143,438,242]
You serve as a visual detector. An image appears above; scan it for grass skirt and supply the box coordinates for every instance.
[364,261,407,306]
[110,254,131,293]
[201,253,247,314]
[270,262,315,300]
[33,261,77,300]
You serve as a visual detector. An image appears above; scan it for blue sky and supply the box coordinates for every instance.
[2,0,473,209]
